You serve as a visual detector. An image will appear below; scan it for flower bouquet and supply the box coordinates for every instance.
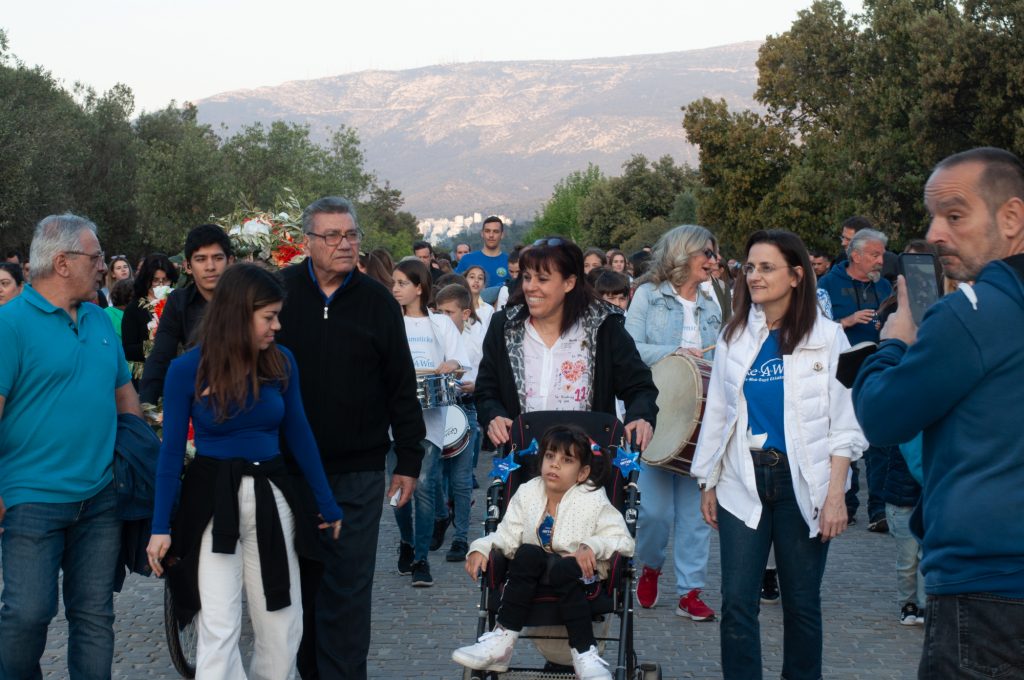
[216,189,307,269]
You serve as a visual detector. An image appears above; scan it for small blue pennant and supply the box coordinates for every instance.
[518,438,540,457]
[612,446,643,478]
[489,451,521,483]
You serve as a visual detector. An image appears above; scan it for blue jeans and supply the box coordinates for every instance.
[635,465,709,593]
[885,503,924,608]
[849,444,888,522]
[436,412,479,544]
[390,440,441,562]
[718,458,829,680]
[0,482,120,680]
[919,593,1024,679]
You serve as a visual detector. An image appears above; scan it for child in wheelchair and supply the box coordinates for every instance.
[452,425,634,680]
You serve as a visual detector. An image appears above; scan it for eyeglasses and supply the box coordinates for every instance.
[305,229,362,247]
[65,250,105,265]
[532,238,567,247]
[741,263,794,276]
[698,248,717,261]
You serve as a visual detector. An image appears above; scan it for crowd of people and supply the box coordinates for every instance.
[0,146,1022,679]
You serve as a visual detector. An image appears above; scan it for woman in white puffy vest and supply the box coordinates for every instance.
[691,229,867,680]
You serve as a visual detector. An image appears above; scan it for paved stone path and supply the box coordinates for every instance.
[22,455,922,679]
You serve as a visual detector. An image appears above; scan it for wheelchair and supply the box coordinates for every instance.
[464,410,662,680]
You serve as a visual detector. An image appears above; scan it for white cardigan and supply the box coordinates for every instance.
[690,306,867,537]
[468,477,634,578]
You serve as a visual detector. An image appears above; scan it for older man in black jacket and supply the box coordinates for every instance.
[276,196,424,680]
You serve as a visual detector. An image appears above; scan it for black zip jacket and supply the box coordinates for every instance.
[140,284,207,404]
[276,263,425,478]
[475,304,658,440]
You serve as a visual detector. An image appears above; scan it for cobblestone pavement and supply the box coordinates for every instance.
[20,455,922,679]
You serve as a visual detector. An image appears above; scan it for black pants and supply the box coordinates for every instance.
[498,544,595,653]
[297,470,385,680]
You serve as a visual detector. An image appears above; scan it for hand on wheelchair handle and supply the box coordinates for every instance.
[465,551,488,580]
[487,416,513,446]
[623,418,653,451]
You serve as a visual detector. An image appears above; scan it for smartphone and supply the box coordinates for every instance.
[898,253,940,325]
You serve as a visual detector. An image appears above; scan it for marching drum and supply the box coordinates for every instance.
[416,372,460,409]
[442,406,472,459]
[641,354,714,476]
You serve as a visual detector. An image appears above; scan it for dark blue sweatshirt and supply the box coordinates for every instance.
[818,263,892,346]
[853,260,1024,597]
[152,346,342,534]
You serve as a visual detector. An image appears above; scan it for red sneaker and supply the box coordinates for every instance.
[636,566,660,608]
[677,589,715,621]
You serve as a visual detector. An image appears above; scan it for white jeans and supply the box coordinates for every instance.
[195,477,302,680]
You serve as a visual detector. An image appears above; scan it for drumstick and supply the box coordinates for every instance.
[700,344,716,354]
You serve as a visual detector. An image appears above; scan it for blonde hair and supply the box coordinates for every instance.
[638,224,714,288]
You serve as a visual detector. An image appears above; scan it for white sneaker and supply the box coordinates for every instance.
[451,627,518,672]
[571,645,612,680]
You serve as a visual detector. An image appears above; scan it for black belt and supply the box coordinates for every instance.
[750,448,787,466]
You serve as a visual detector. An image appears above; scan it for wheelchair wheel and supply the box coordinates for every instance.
[638,662,662,679]
[163,580,198,678]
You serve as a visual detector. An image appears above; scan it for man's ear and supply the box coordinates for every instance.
[997,196,1024,241]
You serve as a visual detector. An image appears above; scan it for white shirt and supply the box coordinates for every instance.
[403,313,470,448]
[475,299,494,330]
[522,321,589,413]
[461,318,485,384]
[674,295,700,349]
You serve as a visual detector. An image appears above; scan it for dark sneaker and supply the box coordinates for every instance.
[430,515,451,551]
[411,560,434,587]
[847,514,858,526]
[900,602,923,626]
[397,541,414,575]
[760,568,780,604]
[446,540,469,563]
[868,517,889,533]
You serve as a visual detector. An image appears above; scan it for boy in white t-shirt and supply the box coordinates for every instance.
[433,284,486,562]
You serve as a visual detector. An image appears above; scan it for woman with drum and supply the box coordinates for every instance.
[691,230,866,680]
[624,225,723,621]
[475,237,658,461]
[391,259,469,587]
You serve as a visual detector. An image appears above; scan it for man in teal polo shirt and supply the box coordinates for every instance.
[0,213,142,679]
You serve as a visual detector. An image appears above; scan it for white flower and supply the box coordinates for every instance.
[242,218,271,236]
[152,285,173,300]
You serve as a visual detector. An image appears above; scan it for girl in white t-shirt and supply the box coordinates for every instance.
[391,259,468,586]
[464,264,495,329]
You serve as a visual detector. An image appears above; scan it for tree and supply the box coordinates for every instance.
[682,0,1024,254]
[358,182,419,259]
[526,164,603,242]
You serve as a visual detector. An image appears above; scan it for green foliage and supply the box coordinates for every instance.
[0,34,410,260]
[683,0,1024,254]
[526,164,603,243]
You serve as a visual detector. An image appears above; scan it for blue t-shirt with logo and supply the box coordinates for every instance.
[456,250,509,287]
[744,329,786,453]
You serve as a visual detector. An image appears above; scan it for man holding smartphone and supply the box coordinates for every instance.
[853,147,1024,678]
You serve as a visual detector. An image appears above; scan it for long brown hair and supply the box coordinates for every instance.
[724,230,817,356]
[394,259,431,315]
[195,263,289,422]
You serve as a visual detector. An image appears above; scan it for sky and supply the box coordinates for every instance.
[3,0,864,114]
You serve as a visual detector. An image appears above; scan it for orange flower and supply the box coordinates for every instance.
[153,298,167,319]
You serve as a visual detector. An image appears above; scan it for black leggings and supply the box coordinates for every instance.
[497,544,595,653]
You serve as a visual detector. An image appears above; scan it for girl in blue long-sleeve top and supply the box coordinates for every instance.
[147,263,342,680]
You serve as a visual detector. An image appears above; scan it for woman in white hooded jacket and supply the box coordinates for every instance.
[691,230,867,680]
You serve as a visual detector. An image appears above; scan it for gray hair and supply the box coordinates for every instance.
[848,228,888,256]
[301,196,360,233]
[638,224,715,288]
[29,214,98,280]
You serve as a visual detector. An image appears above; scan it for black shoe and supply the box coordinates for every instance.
[430,515,450,551]
[411,560,434,587]
[868,517,889,533]
[900,602,923,626]
[760,568,780,604]
[847,514,857,526]
[446,540,469,563]
[397,541,414,575]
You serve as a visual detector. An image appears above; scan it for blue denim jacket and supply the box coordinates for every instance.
[625,281,722,365]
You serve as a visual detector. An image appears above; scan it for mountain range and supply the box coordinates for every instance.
[195,42,762,219]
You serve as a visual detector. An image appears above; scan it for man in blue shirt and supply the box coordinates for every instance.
[456,215,509,287]
[853,147,1024,678]
[0,214,142,679]
[818,228,893,531]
